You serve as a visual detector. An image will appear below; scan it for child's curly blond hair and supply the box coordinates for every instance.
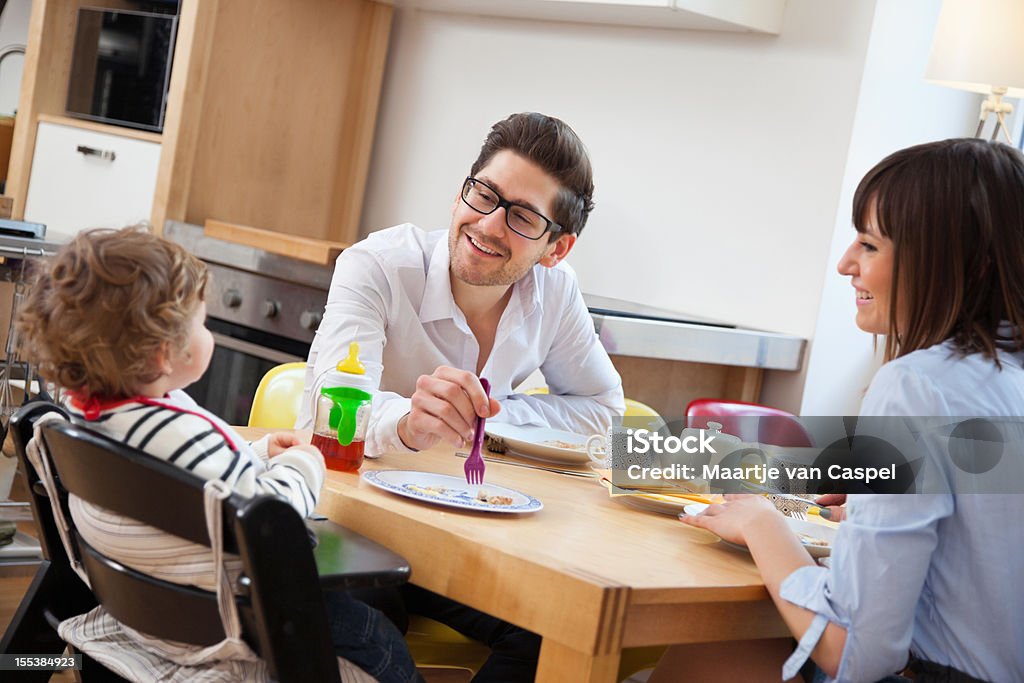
[16,226,209,399]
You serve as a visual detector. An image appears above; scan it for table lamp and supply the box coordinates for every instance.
[925,0,1024,145]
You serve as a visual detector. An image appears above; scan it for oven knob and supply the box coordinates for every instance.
[222,289,243,309]
[260,300,280,318]
[300,310,322,331]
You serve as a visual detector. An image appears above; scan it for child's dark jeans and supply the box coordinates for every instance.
[324,590,424,683]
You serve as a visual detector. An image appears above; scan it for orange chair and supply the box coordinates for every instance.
[685,399,812,447]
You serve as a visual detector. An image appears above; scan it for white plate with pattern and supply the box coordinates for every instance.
[484,423,591,465]
[361,470,543,514]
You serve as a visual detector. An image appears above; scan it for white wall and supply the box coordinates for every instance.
[363,0,877,344]
[793,0,980,416]
[0,0,30,116]
[359,0,989,414]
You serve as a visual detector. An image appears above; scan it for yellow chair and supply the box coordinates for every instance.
[248,362,307,428]
[248,363,488,676]
[624,397,660,421]
[404,617,488,676]
[526,387,663,423]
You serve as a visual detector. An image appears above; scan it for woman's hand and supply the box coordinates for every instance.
[267,432,302,457]
[814,493,847,521]
[679,494,780,545]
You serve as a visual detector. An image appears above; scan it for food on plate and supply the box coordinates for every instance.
[408,485,452,497]
[543,439,586,451]
[476,489,514,505]
[484,434,507,453]
[405,484,514,506]
[797,532,830,547]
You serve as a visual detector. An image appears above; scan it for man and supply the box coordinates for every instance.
[297,111,624,450]
[297,112,624,682]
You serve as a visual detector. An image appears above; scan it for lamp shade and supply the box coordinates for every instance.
[925,0,1024,98]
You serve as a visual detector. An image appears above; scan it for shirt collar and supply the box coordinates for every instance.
[516,259,541,322]
[67,391,158,420]
[417,233,544,325]
[418,235,459,324]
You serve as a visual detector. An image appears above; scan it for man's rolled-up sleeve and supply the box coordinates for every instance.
[366,393,414,455]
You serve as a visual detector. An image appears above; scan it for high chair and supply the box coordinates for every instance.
[2,401,411,683]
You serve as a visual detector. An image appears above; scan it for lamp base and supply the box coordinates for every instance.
[975,89,1015,145]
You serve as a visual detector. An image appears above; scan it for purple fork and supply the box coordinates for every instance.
[464,378,490,485]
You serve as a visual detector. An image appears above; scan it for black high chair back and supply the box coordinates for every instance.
[2,401,410,682]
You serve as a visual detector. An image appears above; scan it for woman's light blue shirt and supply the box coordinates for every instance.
[781,342,1024,683]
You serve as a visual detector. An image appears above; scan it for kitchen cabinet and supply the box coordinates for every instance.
[24,120,161,236]
[6,0,392,244]
[385,0,786,33]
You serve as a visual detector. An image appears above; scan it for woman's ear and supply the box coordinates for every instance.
[538,233,577,268]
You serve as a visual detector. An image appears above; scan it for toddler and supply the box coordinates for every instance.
[17,226,421,683]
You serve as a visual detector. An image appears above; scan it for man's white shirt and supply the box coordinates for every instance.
[296,224,624,455]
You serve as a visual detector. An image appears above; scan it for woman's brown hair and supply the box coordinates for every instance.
[16,226,209,399]
[851,138,1024,363]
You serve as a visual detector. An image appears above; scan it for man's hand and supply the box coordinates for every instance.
[397,366,501,451]
[267,432,302,457]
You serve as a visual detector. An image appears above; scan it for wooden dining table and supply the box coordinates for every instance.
[238,428,790,682]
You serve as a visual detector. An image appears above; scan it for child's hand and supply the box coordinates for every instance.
[679,494,779,545]
[289,443,325,460]
[267,432,302,456]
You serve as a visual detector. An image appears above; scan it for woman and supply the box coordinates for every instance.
[657,139,1024,683]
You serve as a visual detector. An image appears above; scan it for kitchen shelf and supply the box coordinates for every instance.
[387,0,787,33]
[36,114,162,144]
[6,0,393,245]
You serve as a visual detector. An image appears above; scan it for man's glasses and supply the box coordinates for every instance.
[460,177,562,240]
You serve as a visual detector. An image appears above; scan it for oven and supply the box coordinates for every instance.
[186,317,309,426]
[164,222,330,426]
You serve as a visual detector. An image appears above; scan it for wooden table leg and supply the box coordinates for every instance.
[536,638,621,683]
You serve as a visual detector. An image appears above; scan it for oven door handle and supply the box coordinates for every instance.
[212,332,305,365]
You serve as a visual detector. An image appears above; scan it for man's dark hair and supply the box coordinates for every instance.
[470,112,595,239]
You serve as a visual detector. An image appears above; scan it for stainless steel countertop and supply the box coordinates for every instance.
[591,311,805,371]
[583,293,806,371]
